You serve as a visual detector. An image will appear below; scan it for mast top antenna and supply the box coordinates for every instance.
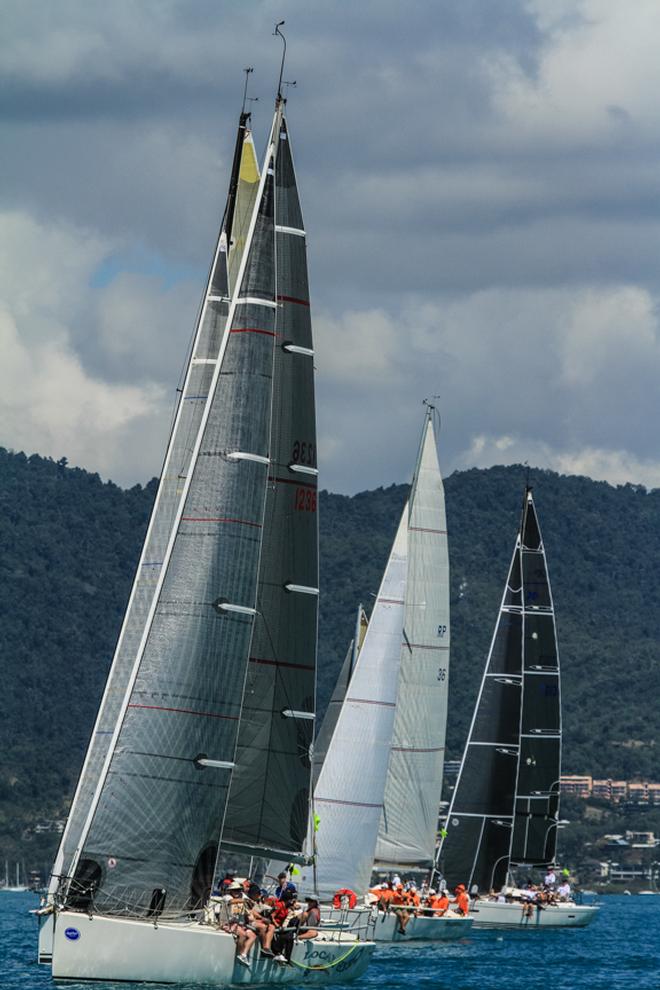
[274,20,287,102]
[241,66,256,115]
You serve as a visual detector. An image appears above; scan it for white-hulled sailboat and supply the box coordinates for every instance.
[435,487,598,929]
[306,408,471,941]
[38,64,375,984]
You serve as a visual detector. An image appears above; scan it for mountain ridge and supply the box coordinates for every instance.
[1,447,657,865]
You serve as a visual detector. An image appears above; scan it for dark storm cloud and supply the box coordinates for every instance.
[2,0,660,490]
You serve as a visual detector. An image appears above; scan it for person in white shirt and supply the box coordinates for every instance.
[543,868,557,887]
[557,881,571,900]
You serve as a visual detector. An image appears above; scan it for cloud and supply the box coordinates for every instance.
[2,1,660,493]
[0,210,173,483]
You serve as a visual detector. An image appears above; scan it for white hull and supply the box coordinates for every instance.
[323,906,472,942]
[37,912,55,964]
[51,910,374,985]
[470,899,599,929]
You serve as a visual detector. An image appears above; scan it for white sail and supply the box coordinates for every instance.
[312,511,408,898]
[375,410,450,867]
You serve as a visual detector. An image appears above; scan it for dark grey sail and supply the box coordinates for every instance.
[49,112,256,901]
[219,115,318,863]
[438,489,560,894]
[64,106,290,916]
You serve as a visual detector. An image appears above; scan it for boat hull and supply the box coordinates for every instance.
[37,912,55,964]
[470,900,599,929]
[51,910,374,985]
[323,906,472,942]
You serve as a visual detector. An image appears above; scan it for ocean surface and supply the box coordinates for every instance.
[1,892,657,989]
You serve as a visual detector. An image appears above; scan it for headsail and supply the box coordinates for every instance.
[375,408,450,869]
[48,110,256,900]
[313,514,407,897]
[312,605,368,786]
[438,489,560,893]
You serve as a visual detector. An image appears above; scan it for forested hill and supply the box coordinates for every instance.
[1,447,659,864]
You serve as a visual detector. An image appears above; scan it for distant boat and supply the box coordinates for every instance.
[38,54,374,985]
[311,408,470,941]
[436,487,598,929]
[1,861,28,892]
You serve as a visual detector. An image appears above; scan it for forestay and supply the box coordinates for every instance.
[375,410,450,869]
[438,489,561,894]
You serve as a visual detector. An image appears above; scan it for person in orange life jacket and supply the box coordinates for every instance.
[428,890,449,915]
[453,884,470,916]
[391,884,412,933]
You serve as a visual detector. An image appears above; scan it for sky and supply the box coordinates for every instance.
[2,0,660,493]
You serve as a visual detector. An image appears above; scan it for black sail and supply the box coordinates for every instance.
[67,111,284,916]
[510,494,561,869]
[219,114,318,862]
[439,489,560,893]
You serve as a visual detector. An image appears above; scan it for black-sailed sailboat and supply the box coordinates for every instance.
[38,57,375,984]
[436,487,598,928]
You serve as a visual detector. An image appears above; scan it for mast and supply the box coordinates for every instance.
[437,488,560,893]
[48,105,256,901]
[375,406,450,869]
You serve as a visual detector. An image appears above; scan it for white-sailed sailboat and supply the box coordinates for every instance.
[310,408,471,941]
[436,487,598,929]
[39,68,374,984]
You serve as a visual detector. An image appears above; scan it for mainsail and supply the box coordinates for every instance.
[54,99,318,918]
[438,488,561,894]
[49,111,259,900]
[375,410,450,869]
[313,408,449,894]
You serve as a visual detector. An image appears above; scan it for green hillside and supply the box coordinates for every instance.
[1,448,659,869]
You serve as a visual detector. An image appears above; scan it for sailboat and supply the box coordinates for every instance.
[2,861,28,892]
[38,63,375,984]
[309,409,471,941]
[436,487,598,929]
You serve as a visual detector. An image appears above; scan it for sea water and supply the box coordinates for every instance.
[1,892,657,989]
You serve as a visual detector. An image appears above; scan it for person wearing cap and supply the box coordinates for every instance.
[270,889,300,965]
[243,884,277,959]
[453,884,470,916]
[391,884,411,933]
[297,896,320,940]
[428,889,449,916]
[274,872,297,900]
